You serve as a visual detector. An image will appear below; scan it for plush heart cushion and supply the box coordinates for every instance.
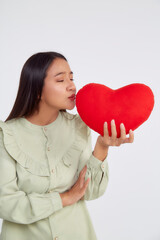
[75,83,155,138]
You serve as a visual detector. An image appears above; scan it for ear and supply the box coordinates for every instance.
[38,94,43,100]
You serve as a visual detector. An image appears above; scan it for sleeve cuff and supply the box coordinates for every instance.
[87,151,108,172]
[49,192,63,212]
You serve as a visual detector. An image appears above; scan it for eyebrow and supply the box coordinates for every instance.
[54,71,73,77]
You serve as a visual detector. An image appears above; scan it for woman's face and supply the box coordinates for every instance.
[41,58,76,111]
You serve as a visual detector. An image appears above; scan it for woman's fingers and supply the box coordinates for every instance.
[120,123,126,141]
[111,119,117,139]
[79,165,90,190]
[80,165,87,175]
[110,121,134,145]
[123,129,134,143]
[99,120,134,149]
[80,178,90,200]
[103,122,109,138]
[68,165,90,204]
[82,178,90,197]
[80,165,87,188]
[129,130,134,142]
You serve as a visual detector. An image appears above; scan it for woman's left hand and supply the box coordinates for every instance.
[97,119,134,148]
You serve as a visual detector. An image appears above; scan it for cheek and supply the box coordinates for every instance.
[43,84,65,101]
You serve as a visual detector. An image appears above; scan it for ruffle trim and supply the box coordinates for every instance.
[0,120,50,176]
[61,113,88,167]
[0,114,88,176]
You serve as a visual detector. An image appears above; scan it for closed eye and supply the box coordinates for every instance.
[57,79,75,82]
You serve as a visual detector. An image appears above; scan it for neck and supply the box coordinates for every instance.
[25,102,60,126]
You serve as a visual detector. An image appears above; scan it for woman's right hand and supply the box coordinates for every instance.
[59,165,90,207]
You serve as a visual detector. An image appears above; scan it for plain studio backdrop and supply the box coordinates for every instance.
[0,0,160,239]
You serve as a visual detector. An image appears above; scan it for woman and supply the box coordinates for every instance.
[0,52,134,240]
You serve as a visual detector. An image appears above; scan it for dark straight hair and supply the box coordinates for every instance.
[5,51,68,122]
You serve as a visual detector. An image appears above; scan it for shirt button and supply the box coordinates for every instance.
[47,147,50,151]
[54,237,58,240]
[44,127,47,131]
[51,169,54,173]
[102,164,104,168]
[48,190,52,193]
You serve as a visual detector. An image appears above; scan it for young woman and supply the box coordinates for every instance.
[0,52,134,240]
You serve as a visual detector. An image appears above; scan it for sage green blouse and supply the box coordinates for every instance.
[0,110,109,240]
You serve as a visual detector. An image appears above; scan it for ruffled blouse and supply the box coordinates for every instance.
[0,110,109,240]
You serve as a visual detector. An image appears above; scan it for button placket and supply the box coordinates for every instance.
[43,126,48,134]
[42,126,56,191]
[44,128,51,152]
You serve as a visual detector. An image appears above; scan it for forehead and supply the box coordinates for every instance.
[47,58,72,77]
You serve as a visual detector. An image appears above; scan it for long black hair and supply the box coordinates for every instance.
[5,51,69,122]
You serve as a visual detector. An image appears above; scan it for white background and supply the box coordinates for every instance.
[0,0,160,239]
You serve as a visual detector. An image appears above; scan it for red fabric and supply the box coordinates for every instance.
[75,83,155,138]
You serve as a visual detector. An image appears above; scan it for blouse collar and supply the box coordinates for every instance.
[20,111,62,131]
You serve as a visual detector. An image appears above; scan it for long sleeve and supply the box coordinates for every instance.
[0,131,63,225]
[77,127,109,201]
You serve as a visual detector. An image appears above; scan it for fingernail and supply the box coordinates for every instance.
[111,119,115,123]
[120,123,124,127]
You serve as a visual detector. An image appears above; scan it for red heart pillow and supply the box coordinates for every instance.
[75,83,155,138]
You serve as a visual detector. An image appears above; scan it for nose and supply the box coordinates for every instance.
[67,78,76,91]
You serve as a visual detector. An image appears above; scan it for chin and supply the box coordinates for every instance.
[66,105,76,110]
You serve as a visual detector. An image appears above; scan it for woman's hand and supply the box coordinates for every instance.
[59,165,90,207]
[97,119,134,148]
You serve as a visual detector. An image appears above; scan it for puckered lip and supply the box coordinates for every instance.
[68,94,76,98]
